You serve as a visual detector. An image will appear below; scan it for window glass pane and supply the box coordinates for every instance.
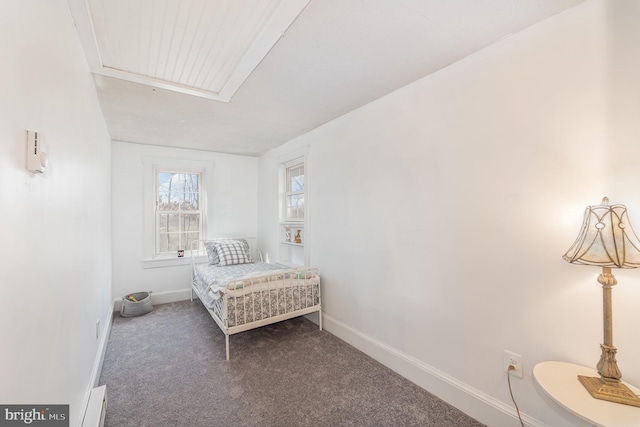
[158,233,181,252]
[158,172,199,211]
[181,214,200,232]
[167,214,179,232]
[158,172,177,210]
[161,233,180,251]
[179,173,199,211]
[158,215,179,252]
[158,214,169,233]
[291,194,304,207]
[287,164,304,192]
[158,233,167,252]
[291,174,304,192]
[286,194,304,220]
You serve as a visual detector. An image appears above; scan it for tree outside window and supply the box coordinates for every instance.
[156,171,201,254]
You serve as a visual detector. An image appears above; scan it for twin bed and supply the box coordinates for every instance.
[191,238,322,360]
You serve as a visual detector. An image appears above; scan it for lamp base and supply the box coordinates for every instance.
[578,375,640,407]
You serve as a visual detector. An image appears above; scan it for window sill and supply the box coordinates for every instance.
[142,255,207,269]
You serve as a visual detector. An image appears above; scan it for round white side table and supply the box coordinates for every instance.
[533,361,640,427]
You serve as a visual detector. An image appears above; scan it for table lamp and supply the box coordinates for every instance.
[563,197,640,407]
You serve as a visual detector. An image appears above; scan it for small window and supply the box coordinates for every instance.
[155,171,202,254]
[285,163,304,221]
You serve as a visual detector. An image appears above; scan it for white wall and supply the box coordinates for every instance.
[259,1,640,426]
[111,141,257,304]
[0,0,112,425]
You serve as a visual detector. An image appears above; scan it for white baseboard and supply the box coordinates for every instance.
[80,301,114,427]
[113,288,192,312]
[322,313,549,427]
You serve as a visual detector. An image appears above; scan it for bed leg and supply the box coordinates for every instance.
[225,334,230,361]
[319,309,323,331]
[190,287,193,302]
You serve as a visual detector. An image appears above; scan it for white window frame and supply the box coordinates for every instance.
[278,147,310,267]
[142,157,210,268]
[284,160,305,223]
[155,170,203,255]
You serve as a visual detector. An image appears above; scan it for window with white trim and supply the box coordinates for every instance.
[284,162,304,222]
[155,170,202,254]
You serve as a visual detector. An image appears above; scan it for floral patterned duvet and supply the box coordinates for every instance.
[192,262,320,327]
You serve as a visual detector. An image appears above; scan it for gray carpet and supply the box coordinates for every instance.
[99,300,484,426]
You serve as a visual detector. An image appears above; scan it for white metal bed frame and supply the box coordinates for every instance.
[191,238,322,360]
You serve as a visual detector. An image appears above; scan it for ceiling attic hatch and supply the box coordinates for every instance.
[68,0,310,102]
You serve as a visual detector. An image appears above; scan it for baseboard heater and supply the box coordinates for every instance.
[82,385,107,427]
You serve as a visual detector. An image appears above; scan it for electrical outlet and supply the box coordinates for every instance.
[96,319,100,340]
[504,350,523,379]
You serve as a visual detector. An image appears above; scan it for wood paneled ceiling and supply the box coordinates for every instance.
[71,0,309,101]
[68,0,585,156]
